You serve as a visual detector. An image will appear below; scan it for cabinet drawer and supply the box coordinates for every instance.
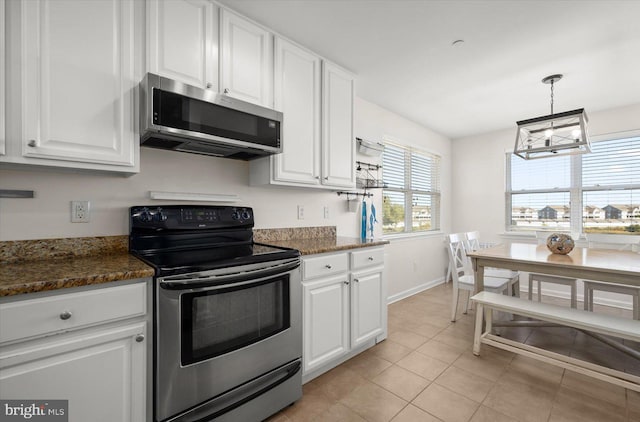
[0,282,146,344]
[303,253,348,280]
[350,247,385,270]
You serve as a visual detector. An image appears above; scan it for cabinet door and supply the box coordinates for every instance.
[303,274,349,374]
[351,269,384,348]
[21,0,136,168]
[147,0,217,90]
[272,37,321,185]
[0,322,146,422]
[321,61,355,188]
[220,9,272,106]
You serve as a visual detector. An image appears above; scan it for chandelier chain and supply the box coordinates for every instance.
[550,80,554,115]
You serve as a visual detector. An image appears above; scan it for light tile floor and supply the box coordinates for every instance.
[269,283,640,422]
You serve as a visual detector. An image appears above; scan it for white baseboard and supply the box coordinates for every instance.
[387,277,445,304]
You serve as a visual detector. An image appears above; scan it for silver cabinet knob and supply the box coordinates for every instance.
[59,311,72,320]
[324,177,329,180]
[354,278,360,283]
[206,82,212,89]
[135,334,145,343]
[343,281,350,285]
[368,257,374,261]
[27,140,37,147]
[224,88,229,94]
[325,264,332,269]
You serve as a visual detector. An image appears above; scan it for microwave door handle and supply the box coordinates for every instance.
[159,259,300,290]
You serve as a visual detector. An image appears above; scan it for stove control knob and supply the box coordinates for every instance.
[231,211,239,220]
[154,208,168,222]
[138,208,152,223]
[241,210,251,220]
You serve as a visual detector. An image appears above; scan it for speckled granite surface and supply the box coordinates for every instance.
[0,236,153,297]
[255,227,388,255]
[0,236,129,264]
[254,226,337,242]
[0,229,388,297]
[260,235,389,255]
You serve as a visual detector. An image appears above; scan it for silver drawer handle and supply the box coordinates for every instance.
[354,278,360,283]
[27,140,37,147]
[59,311,72,320]
[325,264,332,269]
[135,334,145,343]
[343,281,350,285]
[368,257,374,261]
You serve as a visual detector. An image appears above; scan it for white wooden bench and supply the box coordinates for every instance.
[470,291,640,392]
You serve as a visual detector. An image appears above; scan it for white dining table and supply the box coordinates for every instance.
[466,242,640,294]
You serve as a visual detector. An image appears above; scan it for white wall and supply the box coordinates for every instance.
[355,98,452,301]
[0,96,452,302]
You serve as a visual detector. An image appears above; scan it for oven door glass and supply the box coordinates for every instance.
[181,275,290,365]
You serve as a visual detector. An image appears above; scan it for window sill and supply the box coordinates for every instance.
[383,231,444,242]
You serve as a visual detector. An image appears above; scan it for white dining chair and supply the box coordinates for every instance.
[584,233,640,320]
[446,233,516,322]
[529,231,578,308]
[464,231,521,295]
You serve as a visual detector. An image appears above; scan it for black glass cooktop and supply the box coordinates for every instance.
[133,243,300,277]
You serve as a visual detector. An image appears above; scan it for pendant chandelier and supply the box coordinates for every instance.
[514,74,590,160]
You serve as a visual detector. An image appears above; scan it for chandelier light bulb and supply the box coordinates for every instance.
[572,128,581,139]
[544,129,554,138]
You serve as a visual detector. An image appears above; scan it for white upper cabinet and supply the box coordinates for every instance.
[250,58,355,190]
[220,9,273,107]
[322,61,356,188]
[16,0,138,172]
[147,0,218,90]
[272,37,321,185]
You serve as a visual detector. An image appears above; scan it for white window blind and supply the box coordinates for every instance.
[582,136,640,231]
[382,142,441,235]
[506,153,571,231]
[506,134,640,235]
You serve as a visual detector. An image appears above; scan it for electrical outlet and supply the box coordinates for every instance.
[297,205,305,220]
[323,206,330,219]
[71,201,90,223]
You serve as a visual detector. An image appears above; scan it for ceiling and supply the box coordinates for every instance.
[218,0,640,140]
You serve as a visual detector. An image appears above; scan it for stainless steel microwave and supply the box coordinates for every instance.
[139,73,283,160]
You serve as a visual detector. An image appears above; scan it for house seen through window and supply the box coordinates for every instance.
[382,142,441,235]
[506,134,640,234]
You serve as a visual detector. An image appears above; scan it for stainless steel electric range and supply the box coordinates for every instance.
[129,205,302,422]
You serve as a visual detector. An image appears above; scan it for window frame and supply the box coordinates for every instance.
[382,140,441,237]
[505,130,640,235]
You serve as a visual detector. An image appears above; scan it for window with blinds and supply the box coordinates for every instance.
[506,134,640,235]
[582,136,640,233]
[382,142,441,234]
[506,153,571,232]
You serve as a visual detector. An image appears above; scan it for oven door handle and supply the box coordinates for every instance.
[159,258,300,290]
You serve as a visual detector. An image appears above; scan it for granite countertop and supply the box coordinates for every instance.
[0,236,154,297]
[261,236,389,255]
[0,227,387,297]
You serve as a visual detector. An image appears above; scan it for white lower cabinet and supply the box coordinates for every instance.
[351,269,384,348]
[0,281,148,422]
[303,274,350,374]
[302,247,386,380]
